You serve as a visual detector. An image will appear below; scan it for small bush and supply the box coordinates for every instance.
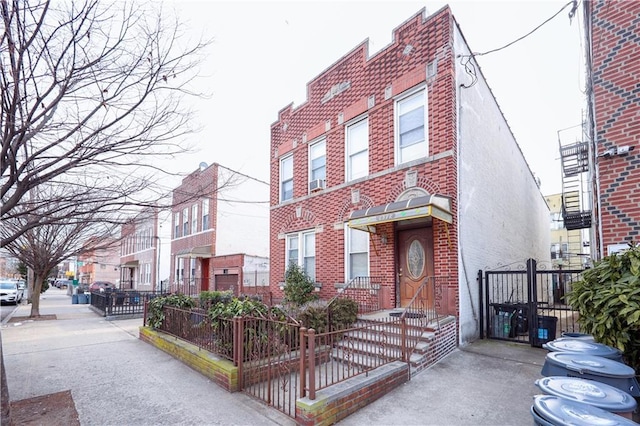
[199,290,233,309]
[297,300,330,333]
[283,263,318,306]
[147,294,196,329]
[566,243,640,373]
[329,298,358,330]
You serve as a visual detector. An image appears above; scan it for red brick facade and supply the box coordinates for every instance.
[269,8,459,309]
[586,0,640,257]
[170,163,218,293]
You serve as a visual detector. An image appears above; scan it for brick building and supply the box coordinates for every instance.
[583,0,640,258]
[119,209,160,291]
[170,162,269,295]
[269,6,550,344]
[78,238,120,285]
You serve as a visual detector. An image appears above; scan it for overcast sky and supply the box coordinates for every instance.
[165,0,586,197]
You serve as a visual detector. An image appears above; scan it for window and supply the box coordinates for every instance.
[309,139,326,185]
[550,212,563,230]
[182,207,189,236]
[346,117,368,181]
[551,243,569,260]
[346,226,369,280]
[190,258,196,285]
[202,199,210,230]
[144,263,151,285]
[280,155,293,202]
[192,204,198,234]
[175,257,184,283]
[396,89,427,164]
[174,212,180,238]
[286,230,316,281]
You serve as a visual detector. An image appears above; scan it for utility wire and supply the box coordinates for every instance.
[470,0,577,58]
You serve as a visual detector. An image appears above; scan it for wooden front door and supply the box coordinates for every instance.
[201,259,210,291]
[398,227,434,307]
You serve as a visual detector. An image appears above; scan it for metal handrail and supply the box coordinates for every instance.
[327,276,383,314]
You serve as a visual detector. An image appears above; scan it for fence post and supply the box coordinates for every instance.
[299,327,307,398]
[308,328,316,401]
[234,316,244,390]
[143,300,148,326]
[401,316,407,363]
[478,270,484,339]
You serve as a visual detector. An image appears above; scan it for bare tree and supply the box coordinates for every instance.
[1,0,210,247]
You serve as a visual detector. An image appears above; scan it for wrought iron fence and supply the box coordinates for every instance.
[151,305,236,362]
[91,290,166,317]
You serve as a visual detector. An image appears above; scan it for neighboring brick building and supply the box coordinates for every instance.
[119,209,160,291]
[584,0,640,258]
[170,163,269,295]
[78,238,120,285]
[269,6,550,344]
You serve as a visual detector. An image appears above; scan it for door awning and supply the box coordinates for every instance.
[176,245,214,258]
[121,261,139,268]
[347,194,453,232]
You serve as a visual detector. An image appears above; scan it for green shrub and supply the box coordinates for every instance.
[207,297,269,321]
[297,300,329,333]
[199,290,233,309]
[147,294,196,329]
[329,298,358,330]
[566,243,640,373]
[283,263,318,306]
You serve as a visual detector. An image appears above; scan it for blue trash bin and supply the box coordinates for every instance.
[535,376,637,419]
[531,395,638,426]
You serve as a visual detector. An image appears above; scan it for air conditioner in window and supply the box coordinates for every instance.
[309,179,326,192]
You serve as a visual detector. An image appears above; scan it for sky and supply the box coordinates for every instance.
[165,0,586,198]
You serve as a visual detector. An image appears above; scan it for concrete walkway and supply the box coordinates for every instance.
[2,287,549,425]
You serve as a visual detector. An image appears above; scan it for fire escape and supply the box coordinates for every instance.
[559,140,591,230]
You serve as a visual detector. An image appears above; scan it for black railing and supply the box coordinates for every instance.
[91,290,167,317]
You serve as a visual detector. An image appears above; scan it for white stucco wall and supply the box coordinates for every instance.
[453,25,551,344]
[215,166,269,257]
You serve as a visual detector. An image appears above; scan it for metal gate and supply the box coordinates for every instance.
[480,259,584,347]
[237,316,301,419]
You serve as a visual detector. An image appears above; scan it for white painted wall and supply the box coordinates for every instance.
[215,166,269,257]
[454,25,551,344]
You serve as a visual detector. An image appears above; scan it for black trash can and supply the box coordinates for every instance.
[533,315,557,347]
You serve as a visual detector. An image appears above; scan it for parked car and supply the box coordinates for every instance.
[54,279,73,289]
[0,280,23,305]
[89,281,115,292]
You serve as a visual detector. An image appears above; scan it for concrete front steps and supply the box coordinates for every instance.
[331,313,457,376]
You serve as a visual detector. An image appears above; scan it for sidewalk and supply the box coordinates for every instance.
[1,288,294,426]
[2,288,549,425]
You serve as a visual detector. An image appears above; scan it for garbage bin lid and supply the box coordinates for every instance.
[545,352,635,378]
[544,339,622,359]
[532,395,638,426]
[535,377,637,412]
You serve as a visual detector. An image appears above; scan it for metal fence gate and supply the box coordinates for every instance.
[479,259,584,347]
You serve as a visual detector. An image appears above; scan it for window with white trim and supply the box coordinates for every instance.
[346,226,369,280]
[286,230,316,281]
[175,257,184,284]
[182,207,189,236]
[309,139,326,186]
[174,212,180,238]
[346,117,369,181]
[202,198,210,230]
[395,89,427,165]
[280,155,293,202]
[192,204,198,234]
[144,263,151,285]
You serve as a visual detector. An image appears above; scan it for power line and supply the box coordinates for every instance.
[469,1,577,58]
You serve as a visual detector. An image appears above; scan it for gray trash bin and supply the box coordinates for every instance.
[535,376,637,420]
[560,332,594,341]
[540,352,640,397]
[543,338,624,362]
[531,395,637,426]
